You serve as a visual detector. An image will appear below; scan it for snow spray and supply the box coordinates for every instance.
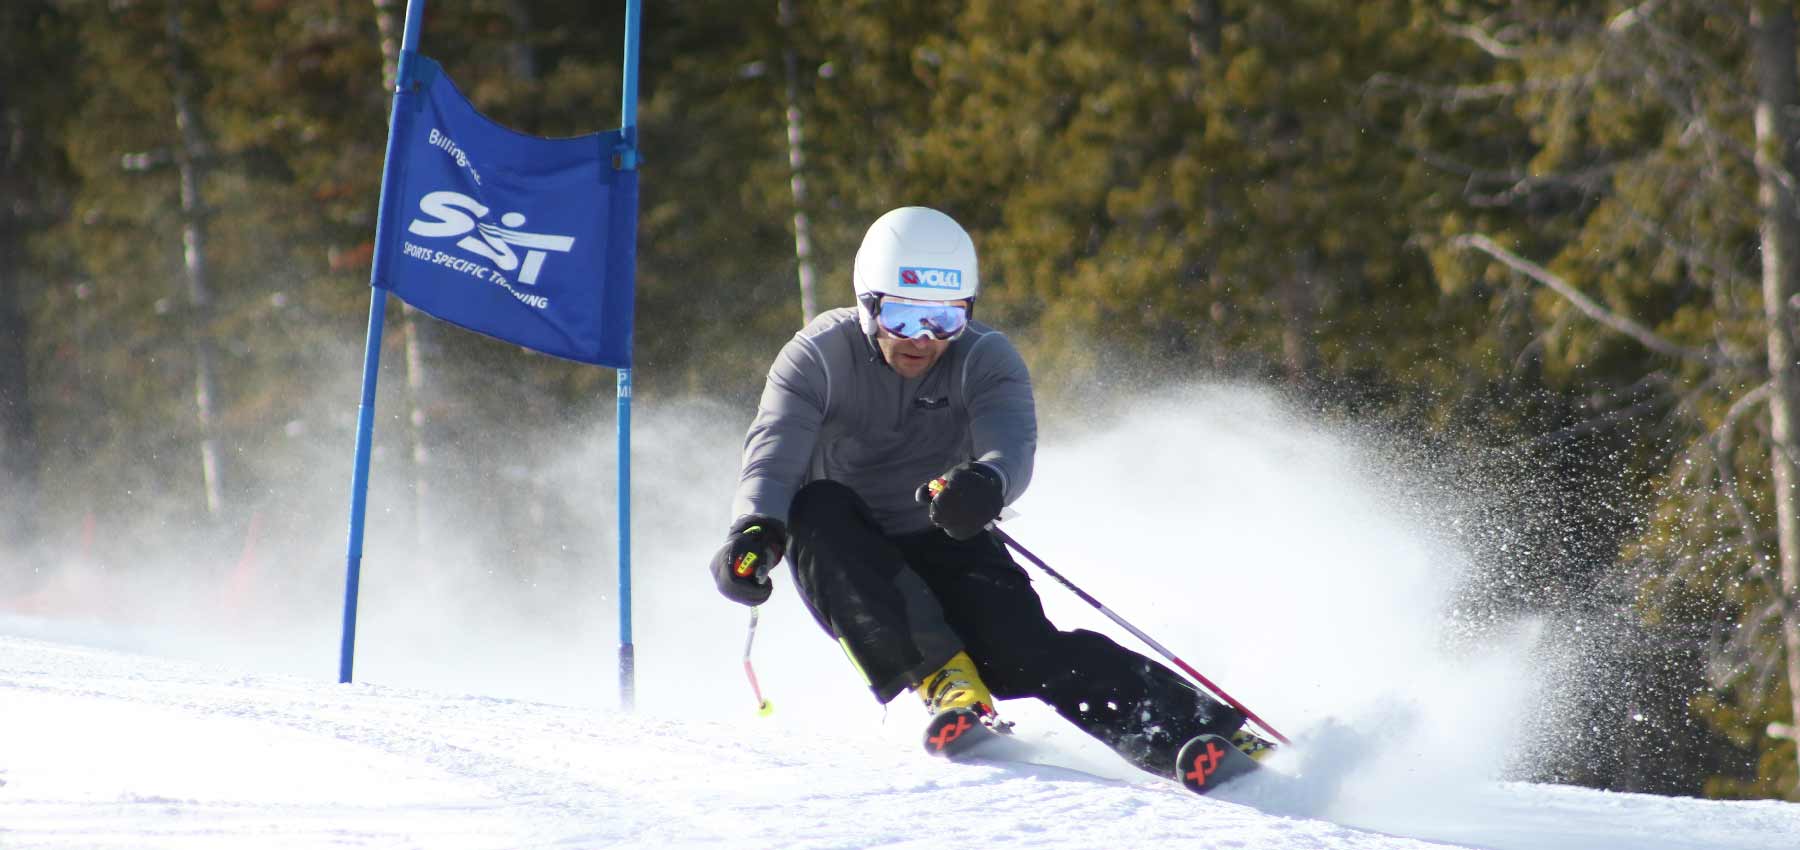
[998,384,1561,822]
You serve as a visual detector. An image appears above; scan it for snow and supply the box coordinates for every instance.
[5,385,1798,848]
[3,635,1797,849]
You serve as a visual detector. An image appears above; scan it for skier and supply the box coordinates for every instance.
[708,206,1274,781]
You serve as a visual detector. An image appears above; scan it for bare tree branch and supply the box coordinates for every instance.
[1523,393,1671,448]
[1443,21,1525,59]
[1611,190,1757,292]
[1711,381,1781,591]
[1453,234,1718,363]
[1364,71,1597,105]
[1718,380,1773,441]
[1608,0,1666,33]
[1609,13,1787,195]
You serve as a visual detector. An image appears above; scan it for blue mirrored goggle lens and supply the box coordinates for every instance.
[877,301,968,340]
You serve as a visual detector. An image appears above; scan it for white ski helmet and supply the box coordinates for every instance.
[853,206,979,335]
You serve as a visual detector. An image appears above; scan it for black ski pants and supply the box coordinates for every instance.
[785,479,1244,773]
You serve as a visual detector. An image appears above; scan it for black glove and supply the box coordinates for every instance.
[711,515,788,606]
[915,461,1005,540]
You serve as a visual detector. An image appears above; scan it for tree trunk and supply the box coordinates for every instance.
[167,3,224,517]
[504,0,535,82]
[780,0,819,324]
[0,80,40,546]
[374,0,434,545]
[1186,0,1221,59]
[1751,0,1800,797]
[1281,249,1320,383]
[1185,0,1227,370]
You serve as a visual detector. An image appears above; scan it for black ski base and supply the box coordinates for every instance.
[1175,733,1263,795]
[922,707,1010,759]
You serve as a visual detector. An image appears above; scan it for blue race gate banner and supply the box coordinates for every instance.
[371,55,635,368]
[340,0,641,690]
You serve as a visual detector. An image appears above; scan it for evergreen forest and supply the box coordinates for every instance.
[3,0,1799,800]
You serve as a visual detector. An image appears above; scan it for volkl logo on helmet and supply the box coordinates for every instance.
[898,267,964,291]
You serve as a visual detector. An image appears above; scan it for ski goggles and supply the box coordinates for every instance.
[875,297,969,341]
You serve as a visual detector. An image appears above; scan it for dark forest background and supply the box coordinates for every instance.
[3,0,1800,799]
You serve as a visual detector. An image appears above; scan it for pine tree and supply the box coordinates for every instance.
[0,1,79,555]
[1405,0,1799,798]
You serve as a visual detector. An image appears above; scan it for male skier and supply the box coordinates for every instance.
[708,206,1273,782]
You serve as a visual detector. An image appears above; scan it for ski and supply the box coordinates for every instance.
[921,706,1011,759]
[925,709,1268,797]
[1175,733,1263,795]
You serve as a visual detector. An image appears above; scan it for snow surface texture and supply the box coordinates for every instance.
[3,384,1797,849]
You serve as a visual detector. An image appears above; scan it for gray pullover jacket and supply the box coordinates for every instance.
[731,307,1036,535]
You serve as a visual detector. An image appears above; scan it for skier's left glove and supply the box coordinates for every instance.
[711,515,788,606]
[916,461,1005,541]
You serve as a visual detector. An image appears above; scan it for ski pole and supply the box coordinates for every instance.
[991,527,1291,746]
[743,606,774,716]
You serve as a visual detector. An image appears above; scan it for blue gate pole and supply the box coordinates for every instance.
[340,0,428,684]
[616,0,642,710]
[617,369,634,708]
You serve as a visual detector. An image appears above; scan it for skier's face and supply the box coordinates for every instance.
[876,298,966,378]
[877,332,950,378]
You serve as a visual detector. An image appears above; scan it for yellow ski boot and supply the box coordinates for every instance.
[916,651,1008,757]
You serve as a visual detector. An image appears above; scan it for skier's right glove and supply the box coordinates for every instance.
[916,461,1005,540]
[710,515,788,606]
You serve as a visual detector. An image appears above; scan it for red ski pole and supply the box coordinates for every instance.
[991,527,1291,746]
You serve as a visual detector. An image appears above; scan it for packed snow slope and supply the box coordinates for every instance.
[3,635,1797,850]
[4,385,1798,848]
